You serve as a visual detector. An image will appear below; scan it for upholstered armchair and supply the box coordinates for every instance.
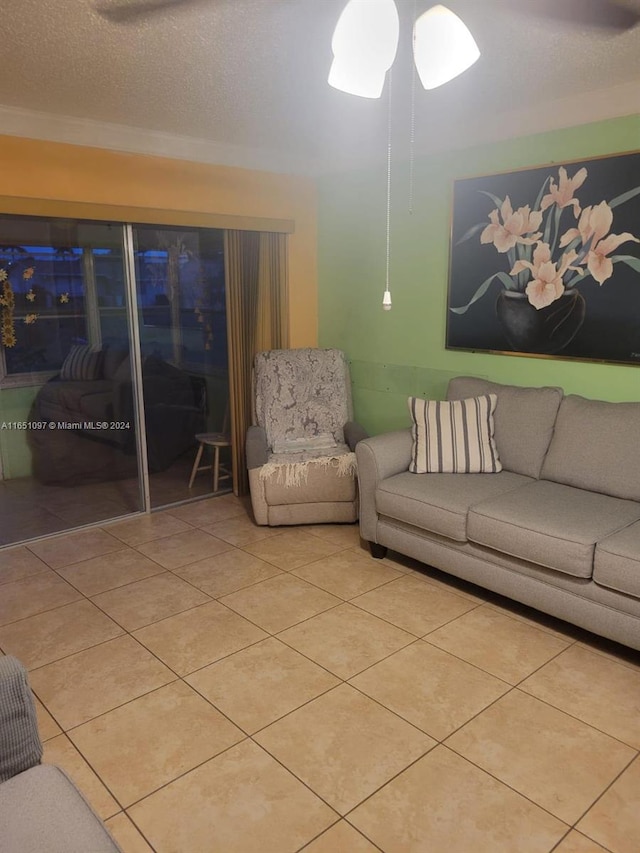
[246,348,367,526]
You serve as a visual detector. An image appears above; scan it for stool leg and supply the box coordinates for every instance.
[189,443,204,488]
[213,445,220,492]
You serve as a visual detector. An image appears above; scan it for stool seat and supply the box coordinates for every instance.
[189,433,232,492]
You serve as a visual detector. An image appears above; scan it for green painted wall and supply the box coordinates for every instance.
[0,386,41,478]
[318,115,640,434]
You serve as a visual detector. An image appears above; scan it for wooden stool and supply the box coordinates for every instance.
[188,432,232,492]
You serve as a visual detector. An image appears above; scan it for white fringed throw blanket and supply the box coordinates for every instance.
[259,446,357,487]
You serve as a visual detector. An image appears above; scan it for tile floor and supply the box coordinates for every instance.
[1,493,639,853]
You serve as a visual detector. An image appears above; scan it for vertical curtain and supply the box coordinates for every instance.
[224,230,289,495]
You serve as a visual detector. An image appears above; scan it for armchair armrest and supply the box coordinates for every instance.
[355,430,413,542]
[0,657,42,783]
[246,425,269,469]
[344,421,368,451]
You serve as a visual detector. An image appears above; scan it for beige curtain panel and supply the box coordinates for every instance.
[224,230,289,494]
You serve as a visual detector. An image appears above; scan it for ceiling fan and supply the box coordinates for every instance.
[96,0,640,30]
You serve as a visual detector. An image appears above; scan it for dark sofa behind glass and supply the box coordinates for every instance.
[28,346,203,485]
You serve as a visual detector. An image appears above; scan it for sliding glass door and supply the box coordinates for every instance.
[0,216,143,545]
[130,225,230,508]
[0,213,231,548]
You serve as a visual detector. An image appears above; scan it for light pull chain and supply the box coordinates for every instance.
[409,0,417,216]
[383,67,393,311]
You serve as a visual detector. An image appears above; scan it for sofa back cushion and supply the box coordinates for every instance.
[541,395,640,501]
[447,376,563,479]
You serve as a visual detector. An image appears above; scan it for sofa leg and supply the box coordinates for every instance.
[368,542,388,559]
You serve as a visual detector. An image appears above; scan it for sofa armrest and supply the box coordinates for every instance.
[355,430,413,542]
[344,421,368,451]
[0,657,42,783]
[246,425,269,469]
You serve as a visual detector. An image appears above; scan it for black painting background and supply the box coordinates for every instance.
[446,152,640,364]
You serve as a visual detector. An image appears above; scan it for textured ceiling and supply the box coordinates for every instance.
[0,0,639,173]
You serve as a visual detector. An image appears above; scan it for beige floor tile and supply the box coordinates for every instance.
[199,514,281,546]
[352,575,480,636]
[169,495,248,527]
[220,573,341,633]
[104,814,154,853]
[0,572,82,626]
[134,600,267,675]
[0,599,124,669]
[137,528,233,569]
[34,696,62,741]
[427,606,570,683]
[30,635,175,729]
[0,546,50,584]
[56,548,166,597]
[392,562,486,604]
[91,572,210,631]
[172,548,282,598]
[278,604,416,679]
[483,601,580,641]
[291,548,403,599]
[106,511,192,546]
[577,756,640,853]
[576,639,640,673]
[351,641,510,740]
[552,830,611,853]
[70,681,244,806]
[302,821,379,852]
[301,523,363,549]
[186,637,340,733]
[28,528,123,569]
[350,745,567,853]
[43,734,120,819]
[446,689,635,823]
[255,683,434,814]
[242,529,346,571]
[520,644,640,748]
[129,740,336,853]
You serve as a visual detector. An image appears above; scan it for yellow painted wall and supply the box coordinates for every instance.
[0,135,318,346]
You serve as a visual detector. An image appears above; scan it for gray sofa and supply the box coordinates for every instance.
[0,656,121,853]
[356,376,640,651]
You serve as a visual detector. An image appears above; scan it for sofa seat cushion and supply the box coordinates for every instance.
[594,521,640,600]
[37,380,114,417]
[468,481,640,579]
[376,470,532,542]
[0,764,121,852]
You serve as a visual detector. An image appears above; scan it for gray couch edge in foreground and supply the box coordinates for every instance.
[355,381,640,652]
[0,656,122,853]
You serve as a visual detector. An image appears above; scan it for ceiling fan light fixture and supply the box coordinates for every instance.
[328,0,400,98]
[413,4,480,90]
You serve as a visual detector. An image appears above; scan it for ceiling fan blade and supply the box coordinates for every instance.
[96,0,208,23]
[514,0,640,30]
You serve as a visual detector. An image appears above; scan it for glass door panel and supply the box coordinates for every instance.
[0,215,143,546]
[131,225,230,509]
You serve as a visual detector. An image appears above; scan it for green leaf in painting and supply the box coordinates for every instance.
[450,272,510,315]
[611,254,640,273]
[608,185,640,210]
[478,190,503,209]
[455,222,486,246]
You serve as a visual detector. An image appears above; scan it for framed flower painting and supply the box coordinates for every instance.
[446,151,640,364]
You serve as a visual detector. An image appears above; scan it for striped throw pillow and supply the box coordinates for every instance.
[408,394,502,474]
[60,345,102,381]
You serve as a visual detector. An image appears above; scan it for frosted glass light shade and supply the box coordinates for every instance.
[413,5,480,90]
[328,0,400,98]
